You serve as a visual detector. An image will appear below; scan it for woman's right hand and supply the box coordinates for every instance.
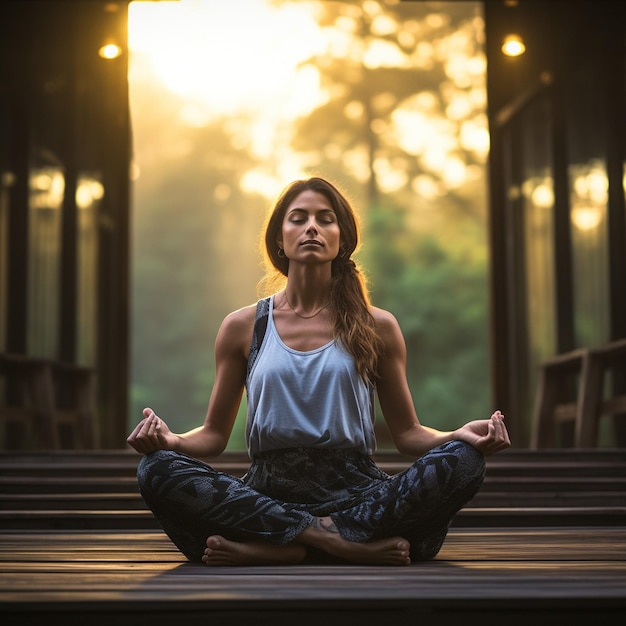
[126,407,178,454]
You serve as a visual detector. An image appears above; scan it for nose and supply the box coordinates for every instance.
[305,219,318,235]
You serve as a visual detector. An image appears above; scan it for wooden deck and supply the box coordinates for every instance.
[1,449,625,625]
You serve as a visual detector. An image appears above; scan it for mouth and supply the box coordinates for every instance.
[300,239,323,247]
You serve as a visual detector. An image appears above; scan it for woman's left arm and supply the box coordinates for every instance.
[373,308,510,458]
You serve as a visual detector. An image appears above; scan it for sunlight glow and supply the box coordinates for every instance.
[129,0,326,117]
[570,163,608,232]
[571,205,602,231]
[76,177,105,210]
[530,181,554,209]
[30,168,65,210]
[128,0,487,200]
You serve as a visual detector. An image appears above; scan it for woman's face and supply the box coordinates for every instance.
[277,189,341,266]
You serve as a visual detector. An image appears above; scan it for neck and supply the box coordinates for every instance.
[284,264,331,307]
[282,275,331,319]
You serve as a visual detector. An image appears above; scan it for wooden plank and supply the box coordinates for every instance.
[1,528,625,561]
[1,506,624,531]
[3,490,624,511]
[0,528,624,626]
[0,557,624,602]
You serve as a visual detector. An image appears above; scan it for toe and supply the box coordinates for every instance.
[205,535,222,549]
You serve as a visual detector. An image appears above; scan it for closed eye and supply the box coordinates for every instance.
[287,210,336,225]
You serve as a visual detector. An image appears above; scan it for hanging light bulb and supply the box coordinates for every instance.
[98,40,123,60]
[502,34,526,57]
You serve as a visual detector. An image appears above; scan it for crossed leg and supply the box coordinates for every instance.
[202,516,410,566]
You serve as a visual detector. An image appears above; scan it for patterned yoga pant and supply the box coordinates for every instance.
[136,440,485,563]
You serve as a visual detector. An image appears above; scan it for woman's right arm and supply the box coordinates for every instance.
[126,306,255,458]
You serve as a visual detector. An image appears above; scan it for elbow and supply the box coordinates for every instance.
[389,424,433,458]
[204,436,228,459]
[390,434,416,457]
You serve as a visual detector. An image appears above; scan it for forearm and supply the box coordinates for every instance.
[172,426,228,459]
[392,424,456,458]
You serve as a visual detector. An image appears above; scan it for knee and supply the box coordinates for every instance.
[449,440,486,489]
[136,449,176,493]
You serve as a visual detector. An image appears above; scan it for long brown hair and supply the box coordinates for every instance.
[259,177,383,382]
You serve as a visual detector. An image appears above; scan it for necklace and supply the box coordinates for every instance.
[283,291,329,319]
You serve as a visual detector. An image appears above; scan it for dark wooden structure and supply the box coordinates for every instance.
[0,1,131,449]
[483,0,626,446]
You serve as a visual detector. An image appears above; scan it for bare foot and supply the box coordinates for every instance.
[201,535,306,566]
[299,517,411,565]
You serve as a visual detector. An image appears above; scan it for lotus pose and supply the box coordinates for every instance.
[127,176,511,566]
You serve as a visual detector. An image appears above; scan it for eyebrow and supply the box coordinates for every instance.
[287,207,336,215]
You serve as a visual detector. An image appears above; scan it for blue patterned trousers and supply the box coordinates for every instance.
[136,440,485,563]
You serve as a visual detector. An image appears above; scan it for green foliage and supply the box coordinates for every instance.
[362,202,490,436]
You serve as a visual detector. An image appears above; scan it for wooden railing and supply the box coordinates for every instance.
[531,339,626,448]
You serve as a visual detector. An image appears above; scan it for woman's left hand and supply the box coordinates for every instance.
[454,410,511,456]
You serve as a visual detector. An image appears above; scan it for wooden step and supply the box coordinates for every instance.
[1,504,624,531]
[480,476,626,492]
[0,449,622,482]
[0,475,141,494]
[2,488,623,511]
[0,492,145,510]
[0,448,624,531]
[1,471,624,495]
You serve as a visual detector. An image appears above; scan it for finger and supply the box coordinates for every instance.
[144,418,163,448]
[127,415,154,444]
[487,415,500,441]
[145,415,158,435]
[490,415,504,440]
[490,418,511,450]
[126,420,145,441]
[128,414,159,452]
[479,418,505,454]
[492,412,507,434]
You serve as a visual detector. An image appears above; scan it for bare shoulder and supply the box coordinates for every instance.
[222,302,258,327]
[370,306,401,336]
[370,306,406,358]
[217,302,259,354]
[221,303,257,334]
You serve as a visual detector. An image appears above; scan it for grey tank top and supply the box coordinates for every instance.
[245,296,377,458]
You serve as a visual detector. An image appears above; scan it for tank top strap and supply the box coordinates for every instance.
[247,297,271,380]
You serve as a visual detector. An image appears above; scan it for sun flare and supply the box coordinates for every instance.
[128,0,326,117]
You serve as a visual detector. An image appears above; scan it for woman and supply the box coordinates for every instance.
[127,177,510,566]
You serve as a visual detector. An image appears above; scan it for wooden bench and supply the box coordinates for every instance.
[52,361,98,449]
[531,339,626,448]
[577,339,626,446]
[0,353,58,449]
[0,353,97,450]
